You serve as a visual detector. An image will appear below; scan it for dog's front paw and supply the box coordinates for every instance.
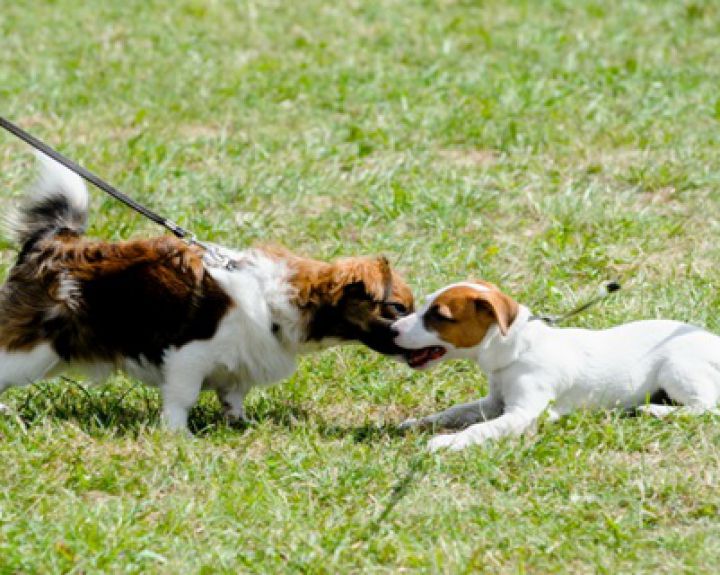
[428,433,462,452]
[428,431,477,452]
[398,417,420,431]
[399,416,439,431]
[636,404,674,419]
[0,403,13,415]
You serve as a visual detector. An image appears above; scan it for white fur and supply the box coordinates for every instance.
[4,152,89,244]
[154,250,307,429]
[0,343,60,394]
[395,302,720,451]
[32,152,88,213]
[44,271,83,319]
[56,272,81,308]
[389,283,495,373]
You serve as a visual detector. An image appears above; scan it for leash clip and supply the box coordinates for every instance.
[200,242,242,271]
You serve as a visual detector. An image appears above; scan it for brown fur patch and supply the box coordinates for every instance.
[260,246,414,354]
[0,235,232,363]
[425,283,518,348]
[260,246,413,312]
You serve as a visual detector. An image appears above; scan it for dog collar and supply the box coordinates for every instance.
[201,243,245,271]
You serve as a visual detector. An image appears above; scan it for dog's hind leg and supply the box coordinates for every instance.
[0,343,60,412]
[637,404,720,418]
[216,387,252,426]
[638,360,720,419]
[160,372,203,432]
[0,343,60,391]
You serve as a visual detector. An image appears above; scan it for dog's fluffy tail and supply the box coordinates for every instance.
[7,152,89,247]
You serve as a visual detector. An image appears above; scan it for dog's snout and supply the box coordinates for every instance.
[392,315,411,333]
[390,320,402,339]
[392,316,412,344]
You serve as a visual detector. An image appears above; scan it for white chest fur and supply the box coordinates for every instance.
[198,250,303,386]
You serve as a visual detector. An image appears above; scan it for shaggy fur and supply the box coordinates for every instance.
[0,154,414,430]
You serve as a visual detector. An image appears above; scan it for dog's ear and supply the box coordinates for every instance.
[472,290,518,336]
[328,256,392,304]
[377,255,393,301]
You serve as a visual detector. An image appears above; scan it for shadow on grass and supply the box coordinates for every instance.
[314,421,407,443]
[8,379,163,437]
[7,379,686,445]
[4,380,406,442]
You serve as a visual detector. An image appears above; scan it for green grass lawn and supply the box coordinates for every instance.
[2,0,720,572]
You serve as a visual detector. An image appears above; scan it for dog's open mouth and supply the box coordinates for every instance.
[405,346,447,368]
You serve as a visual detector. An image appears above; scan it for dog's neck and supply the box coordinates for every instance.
[473,305,543,374]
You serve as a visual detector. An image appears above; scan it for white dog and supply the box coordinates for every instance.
[393,281,720,451]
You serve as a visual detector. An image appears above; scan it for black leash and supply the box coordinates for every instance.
[0,117,625,295]
[0,116,194,242]
[531,280,621,325]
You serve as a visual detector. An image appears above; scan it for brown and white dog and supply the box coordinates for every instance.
[0,154,413,430]
[395,281,720,451]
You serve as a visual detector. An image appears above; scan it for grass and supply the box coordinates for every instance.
[2,0,720,572]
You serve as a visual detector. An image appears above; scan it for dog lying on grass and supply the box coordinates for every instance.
[394,281,720,451]
[0,154,413,430]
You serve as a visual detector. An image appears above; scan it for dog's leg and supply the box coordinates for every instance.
[400,396,502,431]
[428,406,539,452]
[0,343,60,413]
[636,404,720,418]
[639,362,720,419]
[427,380,553,452]
[160,362,206,432]
[636,404,679,418]
[216,387,252,426]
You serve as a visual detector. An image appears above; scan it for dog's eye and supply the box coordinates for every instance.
[386,302,407,315]
[380,302,408,319]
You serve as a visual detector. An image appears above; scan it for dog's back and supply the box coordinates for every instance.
[0,155,232,363]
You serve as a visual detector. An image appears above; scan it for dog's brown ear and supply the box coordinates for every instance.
[377,255,393,300]
[326,256,391,304]
[473,290,518,336]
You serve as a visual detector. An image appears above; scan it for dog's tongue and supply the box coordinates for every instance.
[407,346,446,368]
